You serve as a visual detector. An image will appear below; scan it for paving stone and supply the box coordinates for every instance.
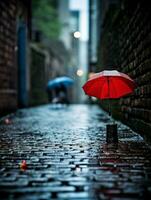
[0,105,151,199]
[58,191,90,199]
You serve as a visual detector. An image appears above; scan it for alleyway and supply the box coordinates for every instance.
[0,105,151,200]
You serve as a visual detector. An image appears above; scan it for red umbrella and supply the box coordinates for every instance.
[82,70,136,99]
[83,70,136,144]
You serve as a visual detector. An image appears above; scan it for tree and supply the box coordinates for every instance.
[32,0,61,39]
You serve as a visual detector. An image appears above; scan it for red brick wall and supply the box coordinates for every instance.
[98,1,151,141]
[0,0,18,115]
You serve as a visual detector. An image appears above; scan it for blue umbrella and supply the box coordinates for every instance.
[47,79,60,89]
[47,76,74,89]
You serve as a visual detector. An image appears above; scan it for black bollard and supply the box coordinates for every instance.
[106,124,118,144]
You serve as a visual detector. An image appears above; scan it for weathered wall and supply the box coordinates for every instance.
[0,0,18,115]
[0,0,30,115]
[98,1,151,141]
[29,44,48,106]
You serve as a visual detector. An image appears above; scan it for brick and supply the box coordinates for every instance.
[98,1,151,140]
[0,0,18,114]
[58,192,89,199]
[0,102,151,199]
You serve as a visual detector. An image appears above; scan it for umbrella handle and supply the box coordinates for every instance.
[108,99,116,124]
[107,77,111,116]
[108,99,111,116]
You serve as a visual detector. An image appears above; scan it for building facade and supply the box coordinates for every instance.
[0,0,31,115]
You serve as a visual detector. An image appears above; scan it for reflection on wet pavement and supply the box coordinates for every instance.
[0,105,151,199]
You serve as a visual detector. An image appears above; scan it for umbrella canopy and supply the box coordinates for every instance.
[82,70,136,99]
[47,76,74,89]
[47,79,60,89]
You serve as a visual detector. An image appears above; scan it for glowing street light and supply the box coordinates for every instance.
[76,69,84,77]
[73,31,81,38]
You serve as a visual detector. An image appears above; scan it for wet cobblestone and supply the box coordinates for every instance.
[0,105,151,200]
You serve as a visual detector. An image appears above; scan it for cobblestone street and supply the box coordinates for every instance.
[0,104,151,200]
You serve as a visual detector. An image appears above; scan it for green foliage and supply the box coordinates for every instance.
[32,0,61,39]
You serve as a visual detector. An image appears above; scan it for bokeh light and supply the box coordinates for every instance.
[73,31,81,38]
[76,69,84,76]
